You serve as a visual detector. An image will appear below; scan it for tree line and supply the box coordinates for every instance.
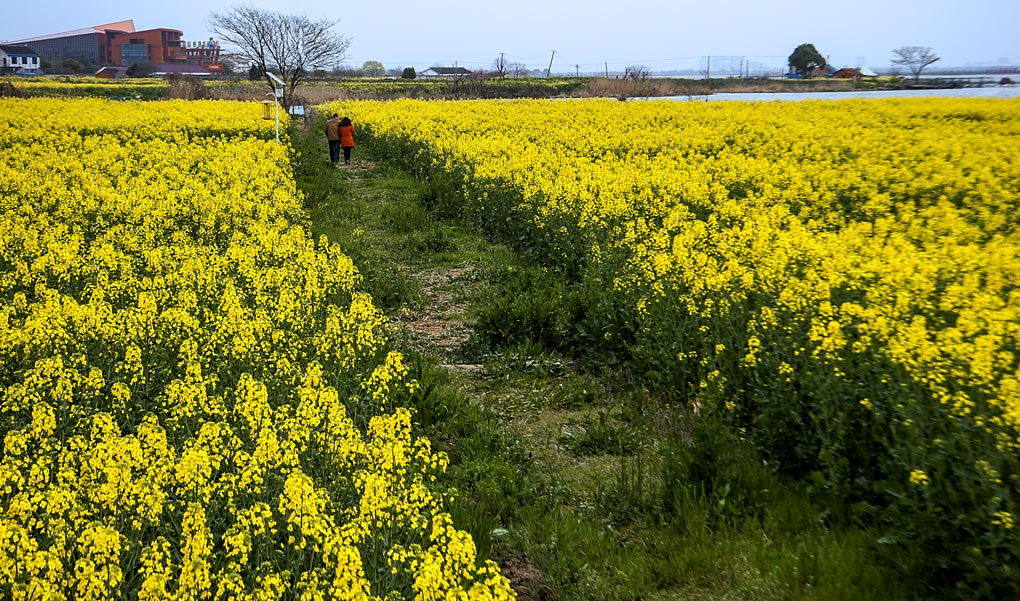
[205,5,948,107]
[788,42,941,81]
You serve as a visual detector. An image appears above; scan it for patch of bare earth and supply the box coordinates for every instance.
[497,553,559,601]
[337,160,377,178]
[391,266,481,371]
[394,267,568,599]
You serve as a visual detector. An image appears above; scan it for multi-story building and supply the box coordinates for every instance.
[6,20,221,71]
[108,26,185,64]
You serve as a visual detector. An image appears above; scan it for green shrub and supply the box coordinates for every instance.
[471,265,574,352]
[560,409,637,456]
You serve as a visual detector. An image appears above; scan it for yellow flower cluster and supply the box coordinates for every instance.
[0,98,513,600]
[336,96,1019,429]
[332,96,1020,583]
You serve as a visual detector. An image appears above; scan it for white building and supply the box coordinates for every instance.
[418,66,474,79]
[0,45,41,75]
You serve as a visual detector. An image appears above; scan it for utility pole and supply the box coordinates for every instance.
[546,50,555,78]
[706,55,711,80]
[605,62,609,78]
[575,64,580,77]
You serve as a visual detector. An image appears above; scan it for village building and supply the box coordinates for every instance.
[418,66,474,79]
[94,66,129,79]
[0,45,41,75]
[833,67,864,79]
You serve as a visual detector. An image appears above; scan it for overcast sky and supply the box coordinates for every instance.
[2,0,1017,74]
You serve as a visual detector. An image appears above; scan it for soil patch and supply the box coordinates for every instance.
[393,266,478,360]
[497,553,558,601]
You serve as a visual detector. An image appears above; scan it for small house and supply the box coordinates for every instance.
[833,68,863,80]
[812,64,837,78]
[418,66,473,79]
[95,66,129,79]
[0,45,41,75]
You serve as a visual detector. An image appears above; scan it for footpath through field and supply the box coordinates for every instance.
[291,117,913,601]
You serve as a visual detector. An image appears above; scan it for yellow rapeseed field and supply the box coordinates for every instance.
[0,98,513,600]
[332,96,1020,587]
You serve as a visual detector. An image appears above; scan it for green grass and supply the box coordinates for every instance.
[291,117,922,601]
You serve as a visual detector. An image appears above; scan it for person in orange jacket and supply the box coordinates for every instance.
[339,117,355,165]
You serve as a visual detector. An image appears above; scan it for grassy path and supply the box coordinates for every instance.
[291,120,914,601]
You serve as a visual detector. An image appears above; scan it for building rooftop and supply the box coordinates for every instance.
[423,66,473,75]
[7,20,136,44]
[0,45,38,55]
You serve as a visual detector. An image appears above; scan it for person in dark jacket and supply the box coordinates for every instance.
[325,114,341,164]
[339,117,355,165]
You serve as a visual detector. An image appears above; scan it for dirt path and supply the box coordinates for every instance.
[390,266,486,371]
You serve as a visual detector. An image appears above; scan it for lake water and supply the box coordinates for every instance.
[653,85,1020,102]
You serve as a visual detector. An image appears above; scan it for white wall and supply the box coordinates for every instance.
[0,51,40,69]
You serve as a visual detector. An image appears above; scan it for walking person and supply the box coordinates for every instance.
[325,113,341,165]
[339,117,355,165]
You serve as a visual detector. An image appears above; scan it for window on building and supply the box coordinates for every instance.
[121,44,149,66]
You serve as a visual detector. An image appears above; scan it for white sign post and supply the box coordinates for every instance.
[266,72,286,144]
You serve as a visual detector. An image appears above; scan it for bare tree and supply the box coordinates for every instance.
[209,5,351,107]
[508,62,529,79]
[624,65,651,80]
[891,46,941,82]
[492,54,508,79]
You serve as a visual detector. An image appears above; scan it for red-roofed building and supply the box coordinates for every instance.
[833,68,864,79]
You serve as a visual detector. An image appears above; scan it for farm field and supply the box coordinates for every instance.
[328,96,1020,595]
[1,76,586,102]
[2,88,1018,599]
[1,75,885,104]
[0,98,513,600]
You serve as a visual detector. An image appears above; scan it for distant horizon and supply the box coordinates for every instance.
[548,63,1020,76]
[2,23,1015,76]
[2,31,1014,76]
[1,0,1016,76]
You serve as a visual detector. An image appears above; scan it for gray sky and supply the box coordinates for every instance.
[2,0,1017,74]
